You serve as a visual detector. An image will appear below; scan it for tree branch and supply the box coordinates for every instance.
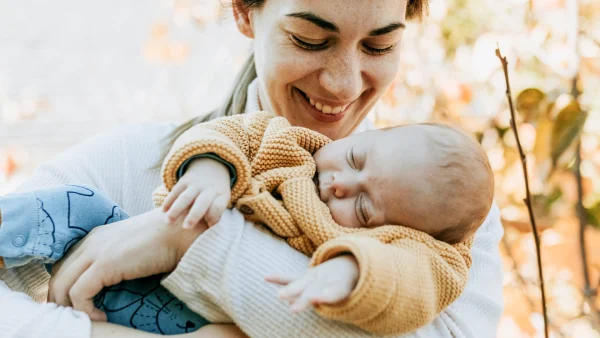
[495,46,549,338]
[501,236,567,338]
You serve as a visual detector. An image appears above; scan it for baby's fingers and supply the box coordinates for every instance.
[277,276,311,302]
[183,190,214,229]
[162,183,187,213]
[204,194,229,227]
[265,273,294,286]
[290,287,319,314]
[165,186,199,224]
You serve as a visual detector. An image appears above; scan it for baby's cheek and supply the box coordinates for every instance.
[328,199,361,229]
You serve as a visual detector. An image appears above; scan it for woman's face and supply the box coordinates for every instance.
[243,0,407,140]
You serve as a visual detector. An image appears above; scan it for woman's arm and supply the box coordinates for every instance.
[92,323,246,338]
[162,204,504,338]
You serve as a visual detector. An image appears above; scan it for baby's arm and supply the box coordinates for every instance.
[154,112,275,228]
[303,234,472,335]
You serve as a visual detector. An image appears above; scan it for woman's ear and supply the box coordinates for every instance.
[232,1,255,39]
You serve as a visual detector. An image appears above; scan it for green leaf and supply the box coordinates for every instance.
[585,202,600,230]
[516,88,547,122]
[533,116,553,180]
[550,99,587,167]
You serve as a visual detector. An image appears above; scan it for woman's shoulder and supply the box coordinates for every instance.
[91,122,176,155]
[104,122,177,142]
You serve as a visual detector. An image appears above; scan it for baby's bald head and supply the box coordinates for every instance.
[383,124,495,244]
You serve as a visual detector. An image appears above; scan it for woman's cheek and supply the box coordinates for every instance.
[366,52,402,90]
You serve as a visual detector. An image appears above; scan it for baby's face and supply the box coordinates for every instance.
[313,126,437,232]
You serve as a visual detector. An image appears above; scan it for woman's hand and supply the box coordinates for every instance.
[48,208,205,321]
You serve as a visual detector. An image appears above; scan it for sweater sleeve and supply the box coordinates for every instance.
[310,234,471,335]
[0,280,91,338]
[156,114,260,207]
[163,204,504,338]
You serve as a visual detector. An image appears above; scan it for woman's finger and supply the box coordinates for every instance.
[204,194,228,227]
[183,189,215,229]
[165,186,199,223]
[69,260,117,322]
[48,253,92,306]
[162,183,188,213]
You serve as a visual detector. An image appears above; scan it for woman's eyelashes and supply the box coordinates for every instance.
[289,34,396,55]
[290,34,328,50]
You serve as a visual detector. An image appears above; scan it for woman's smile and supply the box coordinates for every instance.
[294,87,363,124]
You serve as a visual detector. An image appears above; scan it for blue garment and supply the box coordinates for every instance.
[0,184,209,335]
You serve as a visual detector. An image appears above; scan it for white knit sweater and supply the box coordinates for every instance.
[0,80,504,338]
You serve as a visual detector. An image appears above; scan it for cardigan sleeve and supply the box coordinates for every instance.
[310,234,472,335]
[155,113,274,207]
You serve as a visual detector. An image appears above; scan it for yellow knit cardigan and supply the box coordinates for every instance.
[153,111,473,335]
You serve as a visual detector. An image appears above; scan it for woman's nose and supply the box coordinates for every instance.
[319,52,362,102]
[332,172,358,199]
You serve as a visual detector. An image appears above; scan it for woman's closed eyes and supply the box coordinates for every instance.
[289,34,397,56]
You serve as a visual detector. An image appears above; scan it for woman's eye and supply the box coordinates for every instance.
[363,44,396,56]
[290,34,328,50]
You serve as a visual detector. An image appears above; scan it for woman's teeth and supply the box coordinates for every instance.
[308,96,348,115]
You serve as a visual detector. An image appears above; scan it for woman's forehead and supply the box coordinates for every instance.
[269,0,408,32]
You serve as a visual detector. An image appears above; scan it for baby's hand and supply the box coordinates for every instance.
[265,255,359,313]
[162,158,231,229]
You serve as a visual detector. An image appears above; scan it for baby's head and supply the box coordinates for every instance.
[312,123,494,244]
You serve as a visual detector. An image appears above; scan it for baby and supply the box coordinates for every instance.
[0,112,493,336]
[155,111,494,335]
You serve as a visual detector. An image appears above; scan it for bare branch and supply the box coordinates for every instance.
[495,46,549,338]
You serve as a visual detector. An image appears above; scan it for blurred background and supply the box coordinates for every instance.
[1,0,599,337]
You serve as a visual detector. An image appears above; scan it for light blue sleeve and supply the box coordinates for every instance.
[0,184,128,268]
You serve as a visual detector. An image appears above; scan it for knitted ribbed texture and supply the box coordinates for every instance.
[157,111,474,335]
[0,281,91,338]
[160,115,255,207]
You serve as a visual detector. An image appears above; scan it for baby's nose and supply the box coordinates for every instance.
[332,173,358,198]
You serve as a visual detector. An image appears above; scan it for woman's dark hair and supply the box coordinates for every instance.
[155,0,429,167]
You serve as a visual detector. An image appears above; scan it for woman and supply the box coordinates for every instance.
[1,0,504,337]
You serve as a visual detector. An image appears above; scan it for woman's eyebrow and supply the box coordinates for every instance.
[286,12,405,37]
[286,12,339,33]
[369,22,405,36]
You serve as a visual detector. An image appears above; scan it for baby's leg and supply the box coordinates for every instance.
[0,184,128,267]
[95,276,210,335]
[0,184,209,335]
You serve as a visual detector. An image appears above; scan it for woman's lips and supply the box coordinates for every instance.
[295,88,349,123]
